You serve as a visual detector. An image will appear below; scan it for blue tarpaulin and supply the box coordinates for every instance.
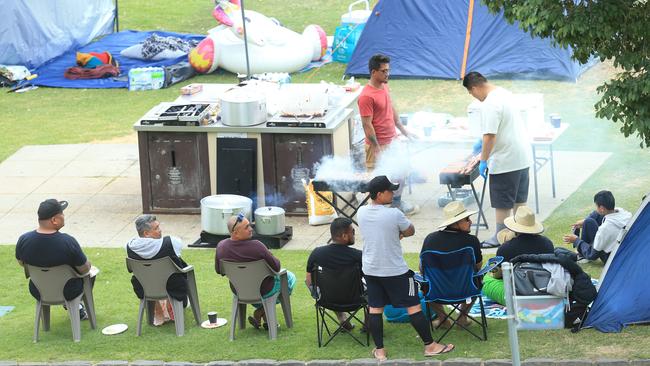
[31,30,204,89]
[0,0,115,69]
[345,0,594,81]
[584,196,650,332]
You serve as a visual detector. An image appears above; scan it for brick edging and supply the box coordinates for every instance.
[2,359,649,366]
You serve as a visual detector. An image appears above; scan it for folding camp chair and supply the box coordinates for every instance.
[311,264,368,347]
[416,248,502,342]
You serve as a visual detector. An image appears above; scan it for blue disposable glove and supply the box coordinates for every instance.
[479,160,488,179]
[472,138,483,155]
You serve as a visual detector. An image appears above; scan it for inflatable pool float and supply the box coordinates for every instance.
[189,0,326,74]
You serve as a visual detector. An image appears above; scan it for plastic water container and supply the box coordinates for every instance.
[128,67,165,91]
[340,0,371,25]
[333,0,372,63]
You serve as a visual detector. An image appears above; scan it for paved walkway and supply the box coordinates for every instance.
[0,144,610,253]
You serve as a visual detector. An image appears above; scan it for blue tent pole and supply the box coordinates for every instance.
[239,0,251,80]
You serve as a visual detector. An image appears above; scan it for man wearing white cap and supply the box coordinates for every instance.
[482,206,554,305]
[421,201,482,328]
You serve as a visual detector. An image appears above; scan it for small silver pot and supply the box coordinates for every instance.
[254,206,285,236]
[201,195,253,235]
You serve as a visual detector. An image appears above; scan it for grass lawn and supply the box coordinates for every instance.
[1,0,650,361]
[2,245,650,362]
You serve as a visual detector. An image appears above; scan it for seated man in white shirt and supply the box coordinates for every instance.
[563,190,631,264]
[126,214,189,325]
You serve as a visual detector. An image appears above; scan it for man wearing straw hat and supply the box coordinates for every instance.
[482,206,555,305]
[421,201,482,328]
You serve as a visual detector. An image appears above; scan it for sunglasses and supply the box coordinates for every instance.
[231,212,245,232]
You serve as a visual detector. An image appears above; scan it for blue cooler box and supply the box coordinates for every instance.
[333,0,371,63]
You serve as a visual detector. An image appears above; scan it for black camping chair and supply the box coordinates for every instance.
[311,264,368,347]
[416,248,502,342]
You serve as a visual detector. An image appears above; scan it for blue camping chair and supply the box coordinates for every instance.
[416,248,502,342]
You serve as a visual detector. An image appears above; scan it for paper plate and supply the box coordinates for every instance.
[102,323,128,335]
[201,318,228,329]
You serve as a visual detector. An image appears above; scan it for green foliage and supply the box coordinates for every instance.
[482,0,650,146]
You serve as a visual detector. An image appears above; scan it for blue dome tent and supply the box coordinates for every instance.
[345,0,595,81]
[584,194,650,332]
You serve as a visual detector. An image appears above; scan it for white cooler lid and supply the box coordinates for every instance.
[341,0,371,24]
[341,10,371,24]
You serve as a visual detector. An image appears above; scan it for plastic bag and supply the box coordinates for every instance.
[305,179,337,226]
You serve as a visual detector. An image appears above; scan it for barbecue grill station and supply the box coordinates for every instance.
[134,84,565,248]
[134,83,362,216]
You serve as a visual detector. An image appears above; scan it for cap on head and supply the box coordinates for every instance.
[367,175,399,198]
[38,199,68,220]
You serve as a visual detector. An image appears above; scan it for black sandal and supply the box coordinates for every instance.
[247,316,261,330]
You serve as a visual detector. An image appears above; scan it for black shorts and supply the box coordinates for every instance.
[364,270,420,308]
[489,167,529,209]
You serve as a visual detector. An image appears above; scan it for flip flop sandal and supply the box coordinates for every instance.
[371,348,388,362]
[424,343,455,357]
[247,316,261,330]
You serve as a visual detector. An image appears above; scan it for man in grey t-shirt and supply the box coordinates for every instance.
[358,176,454,361]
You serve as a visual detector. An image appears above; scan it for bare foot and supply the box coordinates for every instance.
[432,318,453,329]
[457,316,472,327]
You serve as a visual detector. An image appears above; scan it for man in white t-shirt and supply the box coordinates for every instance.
[358,175,454,361]
[463,71,532,248]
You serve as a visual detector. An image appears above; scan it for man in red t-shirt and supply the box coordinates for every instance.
[358,54,418,215]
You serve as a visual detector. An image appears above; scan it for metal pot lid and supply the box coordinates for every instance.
[254,206,285,216]
[201,194,252,209]
[221,87,265,103]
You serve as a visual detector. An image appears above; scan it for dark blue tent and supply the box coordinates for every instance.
[584,195,650,332]
[345,0,594,81]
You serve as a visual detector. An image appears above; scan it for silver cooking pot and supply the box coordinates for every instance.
[220,88,267,126]
[200,195,253,235]
[254,206,285,236]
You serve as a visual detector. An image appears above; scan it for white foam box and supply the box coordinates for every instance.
[513,93,545,129]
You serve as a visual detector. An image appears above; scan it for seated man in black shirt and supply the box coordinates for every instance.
[127,214,189,325]
[421,201,482,328]
[15,199,92,320]
[483,205,554,305]
[305,217,363,330]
